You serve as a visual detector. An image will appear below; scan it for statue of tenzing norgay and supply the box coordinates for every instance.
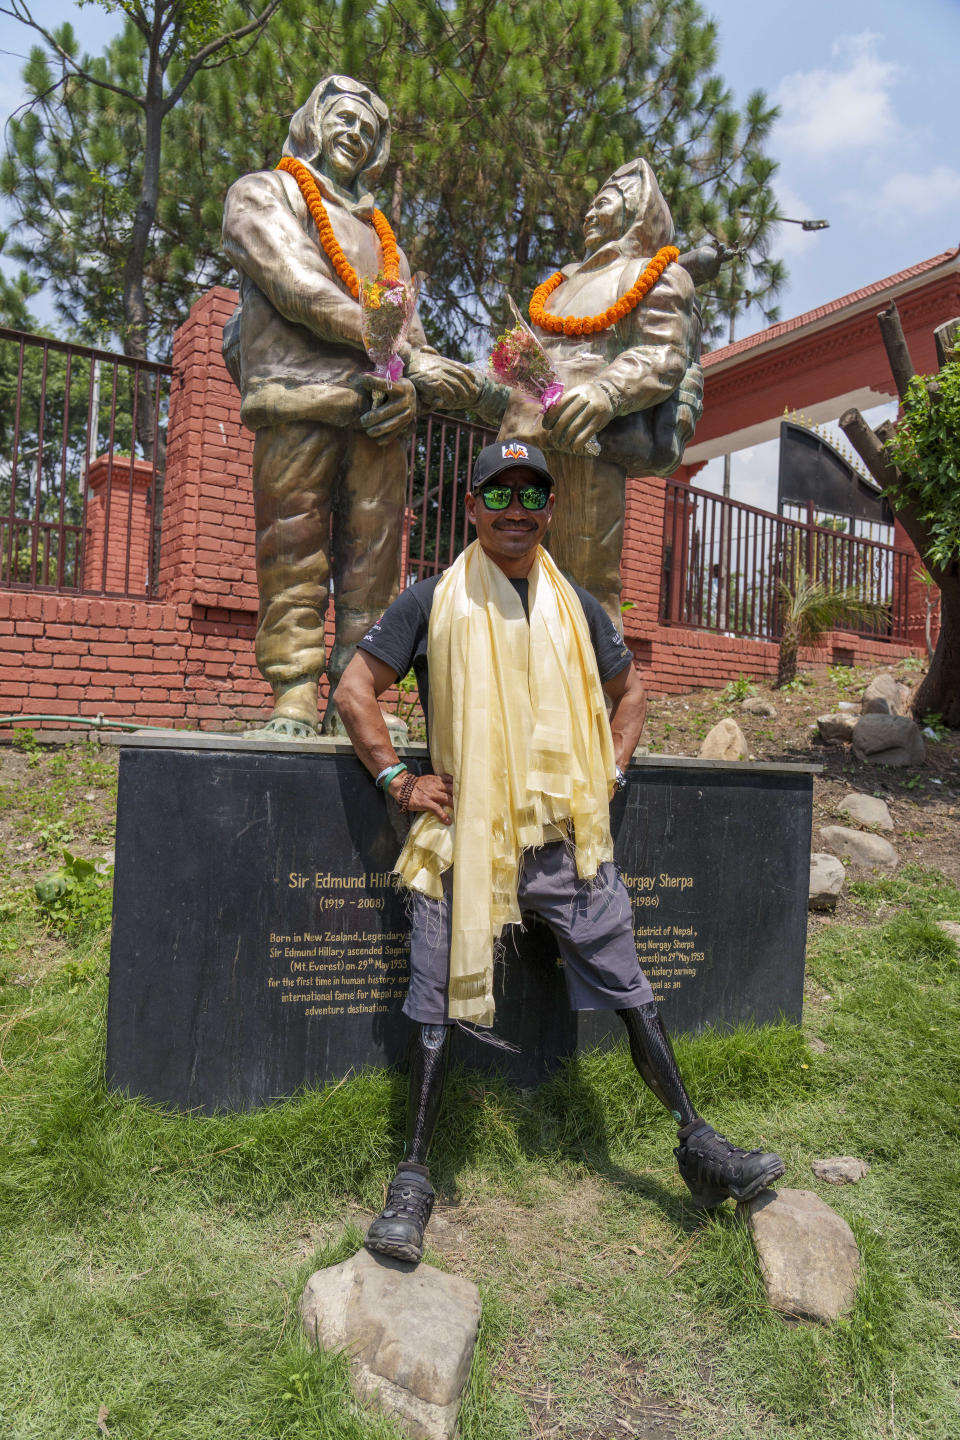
[476,157,714,625]
[222,75,476,737]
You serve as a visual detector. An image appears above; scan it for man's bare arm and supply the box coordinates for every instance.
[603,661,647,770]
[334,651,453,823]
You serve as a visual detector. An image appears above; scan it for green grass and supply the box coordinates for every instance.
[2,756,960,1436]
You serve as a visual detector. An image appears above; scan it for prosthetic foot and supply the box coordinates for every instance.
[364,1163,436,1262]
[674,1120,785,1208]
[618,1004,784,1208]
[365,1023,450,1264]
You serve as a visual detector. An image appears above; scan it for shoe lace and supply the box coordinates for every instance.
[382,1175,433,1225]
[685,1128,756,1185]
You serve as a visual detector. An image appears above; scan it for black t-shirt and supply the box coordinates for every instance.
[358,571,633,724]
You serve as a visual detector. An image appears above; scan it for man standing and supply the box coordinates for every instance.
[335,440,784,1264]
[223,75,476,736]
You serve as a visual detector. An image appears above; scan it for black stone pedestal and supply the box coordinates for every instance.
[106,736,815,1111]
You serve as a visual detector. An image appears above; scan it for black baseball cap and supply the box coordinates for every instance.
[470,440,554,491]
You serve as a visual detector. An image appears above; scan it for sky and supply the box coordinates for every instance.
[2,0,959,509]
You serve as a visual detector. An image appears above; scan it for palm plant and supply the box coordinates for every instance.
[775,571,890,688]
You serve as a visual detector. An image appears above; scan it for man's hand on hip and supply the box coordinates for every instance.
[388,771,454,824]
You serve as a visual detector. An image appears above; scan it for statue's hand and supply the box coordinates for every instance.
[409,353,482,410]
[359,375,417,444]
[541,381,617,451]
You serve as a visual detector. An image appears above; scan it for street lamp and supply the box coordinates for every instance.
[721,213,829,496]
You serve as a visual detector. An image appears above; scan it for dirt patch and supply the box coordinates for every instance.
[0,740,119,890]
[641,660,960,890]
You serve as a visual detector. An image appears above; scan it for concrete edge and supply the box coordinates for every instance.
[105,730,821,775]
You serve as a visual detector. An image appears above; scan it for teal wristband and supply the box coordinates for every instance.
[376,762,407,791]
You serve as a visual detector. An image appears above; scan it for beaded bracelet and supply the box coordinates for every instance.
[375,762,407,790]
[397,772,418,813]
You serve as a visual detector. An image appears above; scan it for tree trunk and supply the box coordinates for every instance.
[776,628,798,688]
[121,67,165,461]
[913,567,960,726]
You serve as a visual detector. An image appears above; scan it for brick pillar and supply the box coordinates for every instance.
[158,285,256,606]
[81,454,154,594]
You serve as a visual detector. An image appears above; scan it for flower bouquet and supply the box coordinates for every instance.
[487,296,600,455]
[360,269,419,407]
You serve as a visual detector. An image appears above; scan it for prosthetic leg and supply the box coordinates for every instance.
[365,1023,450,1262]
[618,1002,785,1207]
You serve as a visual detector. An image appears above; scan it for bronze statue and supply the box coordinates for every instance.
[222,75,476,736]
[477,158,705,624]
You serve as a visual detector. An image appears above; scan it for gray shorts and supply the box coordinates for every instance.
[403,840,654,1024]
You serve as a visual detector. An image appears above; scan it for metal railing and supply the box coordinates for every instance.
[0,327,172,597]
[661,480,911,641]
[401,411,495,585]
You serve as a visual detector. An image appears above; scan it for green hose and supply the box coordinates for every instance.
[0,713,176,732]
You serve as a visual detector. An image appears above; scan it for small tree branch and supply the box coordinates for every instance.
[877,301,916,401]
[164,0,283,110]
[0,1,144,106]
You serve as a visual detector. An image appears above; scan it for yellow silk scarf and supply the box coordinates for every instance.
[393,540,616,1025]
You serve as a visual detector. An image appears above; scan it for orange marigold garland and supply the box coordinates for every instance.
[529,244,679,336]
[275,155,400,299]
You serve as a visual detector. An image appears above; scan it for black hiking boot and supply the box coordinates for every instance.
[364,1164,435,1263]
[674,1121,785,1208]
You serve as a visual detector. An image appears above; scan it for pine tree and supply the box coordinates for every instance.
[1,0,784,361]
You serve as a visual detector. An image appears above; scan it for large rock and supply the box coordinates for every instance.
[852,714,925,767]
[741,696,777,718]
[935,920,960,949]
[861,673,910,716]
[699,718,749,761]
[819,825,899,876]
[741,1187,860,1323]
[836,792,893,832]
[811,1156,870,1185]
[809,853,845,912]
[300,1248,482,1440]
[818,713,857,744]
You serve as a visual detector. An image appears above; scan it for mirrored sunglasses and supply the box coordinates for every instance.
[477,483,552,512]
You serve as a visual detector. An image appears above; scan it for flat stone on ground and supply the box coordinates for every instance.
[300,1247,482,1440]
[817,713,857,744]
[812,1156,870,1184]
[809,853,845,911]
[741,1187,860,1323]
[819,825,899,875]
[836,792,894,832]
[699,717,749,761]
[935,920,960,948]
[852,713,925,767]
[741,696,777,717]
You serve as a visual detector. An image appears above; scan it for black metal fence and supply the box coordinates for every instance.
[401,411,495,585]
[0,327,172,596]
[661,480,910,641]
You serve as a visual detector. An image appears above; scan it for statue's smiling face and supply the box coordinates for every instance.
[583,186,624,253]
[319,98,379,184]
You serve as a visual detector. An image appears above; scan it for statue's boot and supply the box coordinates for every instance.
[618,1002,785,1208]
[245,676,321,739]
[365,1023,450,1263]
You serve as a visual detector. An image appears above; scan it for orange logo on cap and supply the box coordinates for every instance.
[502,443,528,460]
